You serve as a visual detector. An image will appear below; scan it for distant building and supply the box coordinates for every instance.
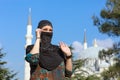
[72,30,114,77]
[24,8,33,80]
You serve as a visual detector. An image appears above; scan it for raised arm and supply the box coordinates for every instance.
[25,29,42,64]
[30,29,42,54]
[59,42,73,77]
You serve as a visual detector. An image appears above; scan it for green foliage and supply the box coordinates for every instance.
[92,0,120,36]
[72,59,86,80]
[72,59,100,80]
[86,75,101,80]
[101,62,120,80]
[73,59,85,71]
[99,42,120,59]
[98,43,120,79]
[71,74,86,80]
[71,74,100,80]
[0,48,18,80]
[92,0,120,79]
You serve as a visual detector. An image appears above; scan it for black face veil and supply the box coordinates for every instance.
[39,32,64,71]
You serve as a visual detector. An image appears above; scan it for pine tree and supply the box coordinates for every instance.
[92,0,120,79]
[92,0,120,36]
[0,48,18,80]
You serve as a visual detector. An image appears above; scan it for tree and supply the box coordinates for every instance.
[71,58,87,79]
[92,0,120,36]
[71,59,101,80]
[86,75,101,80]
[0,48,18,80]
[101,62,120,80]
[92,0,120,79]
[98,43,120,79]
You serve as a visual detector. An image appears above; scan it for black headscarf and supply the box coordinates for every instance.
[37,20,53,29]
[38,20,65,70]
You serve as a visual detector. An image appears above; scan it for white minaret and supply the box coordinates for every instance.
[83,29,87,50]
[24,8,33,80]
[93,38,98,47]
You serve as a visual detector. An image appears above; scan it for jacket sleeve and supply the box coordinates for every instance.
[25,45,39,65]
[64,57,73,77]
[65,68,73,78]
[59,49,73,78]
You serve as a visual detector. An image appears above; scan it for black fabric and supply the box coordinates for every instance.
[26,45,34,54]
[26,32,65,71]
[37,20,53,29]
[39,32,65,71]
[65,69,73,77]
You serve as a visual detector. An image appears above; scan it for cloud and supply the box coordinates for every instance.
[71,38,114,60]
[71,41,83,60]
[95,38,114,48]
[71,41,83,53]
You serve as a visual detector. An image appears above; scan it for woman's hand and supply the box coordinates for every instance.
[30,29,42,54]
[59,42,73,74]
[36,29,43,39]
[59,42,71,56]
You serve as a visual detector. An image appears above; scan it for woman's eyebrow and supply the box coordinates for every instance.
[43,28,47,30]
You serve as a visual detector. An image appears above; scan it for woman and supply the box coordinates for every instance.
[25,20,72,80]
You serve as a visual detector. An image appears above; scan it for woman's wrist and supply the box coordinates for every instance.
[36,37,41,40]
[36,37,41,42]
[37,37,40,39]
[66,54,72,59]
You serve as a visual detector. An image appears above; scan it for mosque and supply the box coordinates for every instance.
[71,30,115,77]
[24,8,115,80]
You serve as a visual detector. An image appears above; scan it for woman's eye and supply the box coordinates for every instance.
[43,28,53,32]
[49,29,53,31]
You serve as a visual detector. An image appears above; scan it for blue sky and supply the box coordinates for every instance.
[0,0,119,80]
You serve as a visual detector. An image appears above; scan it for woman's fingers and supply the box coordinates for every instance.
[36,29,43,33]
[59,42,67,47]
[36,29,43,38]
[59,42,71,55]
[59,42,63,48]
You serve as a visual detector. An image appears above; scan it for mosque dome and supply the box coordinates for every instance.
[79,46,107,59]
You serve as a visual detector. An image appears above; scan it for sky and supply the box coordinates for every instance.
[0,0,119,80]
